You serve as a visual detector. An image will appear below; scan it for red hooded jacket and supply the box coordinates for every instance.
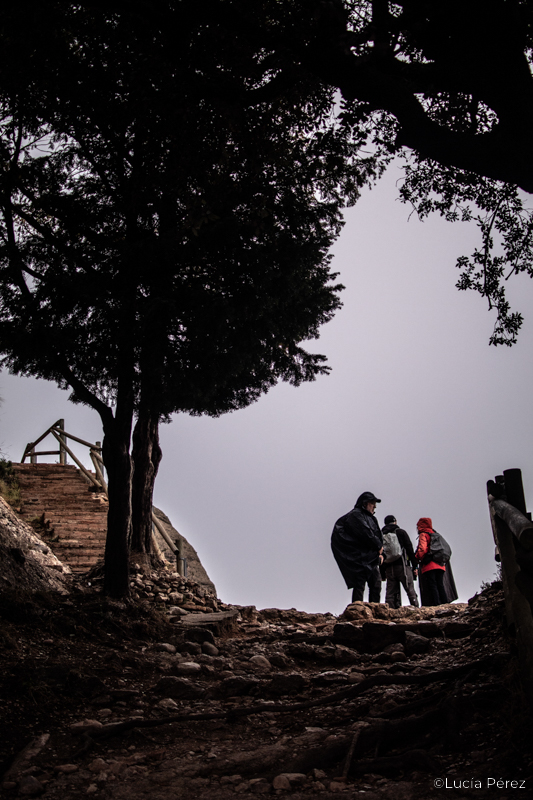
[415,517,446,574]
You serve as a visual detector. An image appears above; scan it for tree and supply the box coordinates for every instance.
[277,0,533,342]
[0,1,379,595]
[61,0,533,342]
[4,0,529,600]
[283,0,533,190]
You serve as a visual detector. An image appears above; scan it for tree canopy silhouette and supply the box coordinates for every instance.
[0,1,379,596]
[59,0,533,342]
[2,1,533,597]
[284,0,533,343]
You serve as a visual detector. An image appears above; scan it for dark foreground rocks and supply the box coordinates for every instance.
[0,573,531,800]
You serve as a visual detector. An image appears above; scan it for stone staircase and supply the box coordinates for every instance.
[11,463,108,573]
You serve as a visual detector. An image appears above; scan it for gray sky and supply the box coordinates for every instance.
[2,163,533,614]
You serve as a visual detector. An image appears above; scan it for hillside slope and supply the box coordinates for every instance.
[0,509,531,798]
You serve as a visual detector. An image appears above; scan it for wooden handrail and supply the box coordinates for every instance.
[490,499,533,551]
[90,450,108,495]
[51,428,102,450]
[22,419,64,460]
[20,419,184,568]
[22,419,104,492]
[48,430,103,491]
[22,421,102,464]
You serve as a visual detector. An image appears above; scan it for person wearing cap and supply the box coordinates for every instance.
[381,515,419,608]
[331,491,384,603]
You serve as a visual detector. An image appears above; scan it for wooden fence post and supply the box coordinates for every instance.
[58,419,67,465]
[503,468,528,516]
[176,537,184,576]
[488,470,533,704]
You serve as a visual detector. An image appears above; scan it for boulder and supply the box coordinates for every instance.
[249,654,271,671]
[151,642,177,654]
[404,631,431,656]
[341,602,374,621]
[273,773,306,789]
[0,497,71,595]
[333,622,364,647]
[443,621,475,638]
[175,661,202,676]
[334,645,361,665]
[362,622,403,652]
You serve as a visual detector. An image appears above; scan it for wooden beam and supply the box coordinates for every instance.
[491,499,533,550]
[490,509,533,701]
[503,468,528,516]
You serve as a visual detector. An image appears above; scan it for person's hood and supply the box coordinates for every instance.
[355,491,381,509]
[417,517,433,533]
[382,523,399,534]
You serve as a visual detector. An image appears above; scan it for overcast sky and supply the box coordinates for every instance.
[2,162,533,615]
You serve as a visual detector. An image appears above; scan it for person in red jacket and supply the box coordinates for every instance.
[415,517,448,606]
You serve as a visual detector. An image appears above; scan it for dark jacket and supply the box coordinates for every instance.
[331,492,383,589]
[381,523,417,569]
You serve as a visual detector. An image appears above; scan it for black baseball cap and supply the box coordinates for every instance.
[365,493,381,503]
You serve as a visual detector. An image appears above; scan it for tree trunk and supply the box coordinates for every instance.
[55,361,135,599]
[95,362,135,599]
[131,408,162,561]
[101,417,133,598]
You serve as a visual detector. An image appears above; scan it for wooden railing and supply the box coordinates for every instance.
[487,468,533,702]
[21,418,106,492]
[21,420,186,575]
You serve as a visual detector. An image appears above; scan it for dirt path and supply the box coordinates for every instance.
[0,576,531,799]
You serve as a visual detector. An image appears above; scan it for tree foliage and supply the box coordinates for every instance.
[281,0,533,343]
[0,1,384,594]
[399,160,533,345]
[2,0,533,597]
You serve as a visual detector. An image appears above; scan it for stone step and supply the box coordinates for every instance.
[64,559,100,572]
[51,544,104,554]
[46,531,107,538]
[39,510,108,518]
[21,504,107,513]
[13,463,109,572]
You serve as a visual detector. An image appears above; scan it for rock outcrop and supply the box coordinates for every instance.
[152,507,216,594]
[0,495,71,594]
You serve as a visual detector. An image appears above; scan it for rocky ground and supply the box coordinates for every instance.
[0,494,531,799]
[1,563,532,800]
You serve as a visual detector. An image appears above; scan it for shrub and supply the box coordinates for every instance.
[0,460,21,507]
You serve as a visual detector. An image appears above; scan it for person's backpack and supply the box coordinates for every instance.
[382,531,402,564]
[425,530,452,565]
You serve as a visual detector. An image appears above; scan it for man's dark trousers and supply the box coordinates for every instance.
[351,566,381,603]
